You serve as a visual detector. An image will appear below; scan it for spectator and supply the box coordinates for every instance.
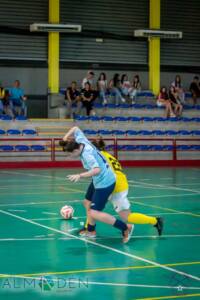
[129,75,142,104]
[0,82,5,114]
[109,73,125,105]
[157,86,175,118]
[169,86,183,117]
[82,71,95,89]
[81,82,95,116]
[97,72,108,105]
[9,80,27,117]
[189,76,200,106]
[171,75,185,104]
[121,74,132,101]
[65,81,82,118]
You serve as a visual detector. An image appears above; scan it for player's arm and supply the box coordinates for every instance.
[63,126,79,141]
[67,167,100,182]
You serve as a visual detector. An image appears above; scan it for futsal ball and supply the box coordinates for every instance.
[60,205,74,219]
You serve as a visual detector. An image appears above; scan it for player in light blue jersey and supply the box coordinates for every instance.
[59,126,133,243]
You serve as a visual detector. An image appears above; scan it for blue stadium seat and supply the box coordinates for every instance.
[153,117,167,122]
[164,130,178,136]
[177,145,191,150]
[105,145,115,151]
[151,145,163,151]
[129,116,143,122]
[191,130,200,136]
[107,103,119,108]
[191,145,200,150]
[15,116,28,121]
[102,116,114,122]
[185,92,192,99]
[145,104,157,109]
[83,129,98,135]
[152,130,165,135]
[168,117,179,122]
[192,117,200,122]
[177,130,191,135]
[22,129,37,135]
[114,116,130,122]
[31,145,46,151]
[0,129,6,135]
[74,115,89,121]
[118,103,130,108]
[138,145,151,150]
[15,145,30,151]
[138,130,153,135]
[196,105,200,110]
[0,145,14,151]
[88,116,102,121]
[142,117,155,122]
[98,129,113,135]
[59,88,66,95]
[126,130,140,136]
[93,103,103,108]
[0,115,12,121]
[112,130,126,135]
[7,129,21,135]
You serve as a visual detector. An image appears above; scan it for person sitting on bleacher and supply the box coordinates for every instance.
[9,80,27,117]
[171,75,185,104]
[121,74,133,103]
[65,81,82,118]
[97,72,108,105]
[0,82,5,114]
[169,86,183,117]
[189,76,200,106]
[129,74,142,104]
[81,82,95,116]
[109,73,126,105]
[157,86,175,118]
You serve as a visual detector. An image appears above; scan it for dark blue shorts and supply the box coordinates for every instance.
[85,181,115,211]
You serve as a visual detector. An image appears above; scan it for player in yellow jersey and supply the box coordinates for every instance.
[79,137,163,237]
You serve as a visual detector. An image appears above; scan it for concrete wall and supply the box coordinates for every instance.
[0,66,198,95]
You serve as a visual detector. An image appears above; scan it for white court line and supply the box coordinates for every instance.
[0,210,199,282]
[42,212,58,216]
[0,238,55,242]
[0,200,82,208]
[129,180,200,194]
[0,274,199,291]
[7,209,27,213]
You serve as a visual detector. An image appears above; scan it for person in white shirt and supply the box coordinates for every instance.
[97,72,108,105]
[82,71,95,89]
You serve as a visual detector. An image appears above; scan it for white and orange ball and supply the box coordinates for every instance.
[60,205,74,219]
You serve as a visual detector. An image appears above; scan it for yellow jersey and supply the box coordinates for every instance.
[101,150,128,193]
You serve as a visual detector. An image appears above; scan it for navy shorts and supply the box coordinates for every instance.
[85,181,115,211]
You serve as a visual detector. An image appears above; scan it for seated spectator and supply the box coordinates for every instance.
[0,82,5,114]
[81,82,95,116]
[109,73,125,105]
[189,76,200,106]
[121,74,132,101]
[169,86,183,117]
[129,74,141,104]
[82,71,95,89]
[171,75,185,104]
[97,72,108,105]
[65,81,82,118]
[9,80,27,117]
[157,86,175,118]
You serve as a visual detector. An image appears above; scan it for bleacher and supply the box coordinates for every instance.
[0,98,200,162]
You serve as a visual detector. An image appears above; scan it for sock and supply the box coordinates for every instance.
[87,224,96,232]
[113,219,127,232]
[128,213,157,225]
[84,218,88,229]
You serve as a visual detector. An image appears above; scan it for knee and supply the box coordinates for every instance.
[83,199,90,209]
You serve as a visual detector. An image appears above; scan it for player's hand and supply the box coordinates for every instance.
[67,174,81,182]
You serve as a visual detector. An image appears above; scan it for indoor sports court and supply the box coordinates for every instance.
[0,168,199,299]
[0,0,200,299]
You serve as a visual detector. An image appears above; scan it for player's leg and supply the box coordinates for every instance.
[88,183,133,243]
[111,191,164,235]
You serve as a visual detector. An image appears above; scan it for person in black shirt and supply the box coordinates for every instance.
[65,81,81,118]
[81,82,95,116]
[190,76,200,105]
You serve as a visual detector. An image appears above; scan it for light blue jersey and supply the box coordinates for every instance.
[74,128,116,189]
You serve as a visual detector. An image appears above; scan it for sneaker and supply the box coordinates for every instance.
[103,99,107,105]
[121,98,126,103]
[85,231,96,238]
[122,224,134,244]
[170,113,176,117]
[78,228,88,237]
[154,217,164,236]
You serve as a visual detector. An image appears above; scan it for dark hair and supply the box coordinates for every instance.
[89,71,94,76]
[194,76,199,80]
[121,74,127,84]
[98,72,106,81]
[113,73,120,87]
[92,138,106,151]
[59,140,80,152]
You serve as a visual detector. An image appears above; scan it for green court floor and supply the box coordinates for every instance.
[0,168,199,300]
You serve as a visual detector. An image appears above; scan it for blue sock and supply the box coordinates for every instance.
[113,219,127,232]
[87,224,96,232]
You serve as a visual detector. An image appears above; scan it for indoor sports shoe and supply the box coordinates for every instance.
[154,217,164,236]
[78,228,88,237]
[85,231,96,238]
[122,224,134,244]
